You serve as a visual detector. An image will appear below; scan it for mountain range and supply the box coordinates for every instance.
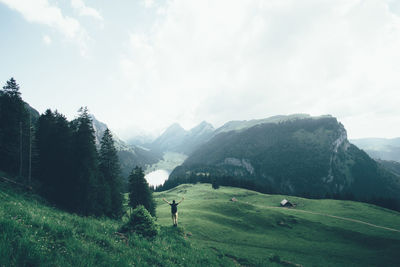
[157,115,400,202]
[351,137,400,162]
[148,121,215,154]
[26,101,400,203]
[89,115,162,179]
[147,114,334,155]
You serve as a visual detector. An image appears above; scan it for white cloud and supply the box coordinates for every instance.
[0,0,89,55]
[42,34,52,45]
[118,0,400,138]
[143,0,155,9]
[70,0,103,20]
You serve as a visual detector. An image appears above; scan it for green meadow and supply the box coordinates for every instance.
[1,182,400,266]
[0,183,231,267]
[155,184,400,267]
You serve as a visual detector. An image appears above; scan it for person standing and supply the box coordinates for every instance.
[163,197,184,226]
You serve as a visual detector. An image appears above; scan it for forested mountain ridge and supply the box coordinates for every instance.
[213,113,315,135]
[150,114,329,156]
[90,115,162,178]
[377,159,400,176]
[167,116,400,203]
[25,102,40,122]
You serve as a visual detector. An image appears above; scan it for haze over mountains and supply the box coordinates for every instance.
[351,138,400,162]
[135,114,398,208]
[4,93,400,267]
[91,113,400,199]
[89,115,162,179]
[169,116,399,199]
[148,121,215,154]
[25,101,400,207]
[146,114,323,155]
[350,138,400,179]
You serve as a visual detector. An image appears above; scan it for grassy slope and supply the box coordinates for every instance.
[1,181,399,267]
[155,184,400,267]
[0,183,232,267]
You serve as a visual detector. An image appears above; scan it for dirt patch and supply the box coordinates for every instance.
[280,260,304,267]
[225,254,248,267]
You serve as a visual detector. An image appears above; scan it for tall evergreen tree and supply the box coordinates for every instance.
[2,78,21,98]
[128,166,156,216]
[98,128,123,218]
[0,78,30,178]
[211,175,220,189]
[35,110,73,208]
[71,107,100,215]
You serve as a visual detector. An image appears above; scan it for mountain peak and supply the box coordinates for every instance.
[89,114,132,151]
[164,123,186,135]
[190,121,214,133]
[169,116,400,202]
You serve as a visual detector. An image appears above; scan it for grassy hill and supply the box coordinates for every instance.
[0,182,232,266]
[155,184,400,266]
[1,181,399,266]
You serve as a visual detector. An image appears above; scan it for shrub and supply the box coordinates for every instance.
[211,177,220,189]
[120,205,159,238]
[270,254,281,263]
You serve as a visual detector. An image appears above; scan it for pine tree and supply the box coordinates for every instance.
[211,176,220,189]
[35,110,73,208]
[128,166,156,216]
[0,78,30,178]
[71,107,100,215]
[99,128,123,218]
[2,78,21,98]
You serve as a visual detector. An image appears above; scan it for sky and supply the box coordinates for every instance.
[1,0,400,140]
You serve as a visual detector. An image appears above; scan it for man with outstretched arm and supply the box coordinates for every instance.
[163,197,184,226]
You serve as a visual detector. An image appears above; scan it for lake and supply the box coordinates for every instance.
[145,169,169,186]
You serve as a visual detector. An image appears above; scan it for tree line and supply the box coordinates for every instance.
[0,78,155,218]
[158,171,400,212]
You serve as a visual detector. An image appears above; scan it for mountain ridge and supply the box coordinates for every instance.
[149,121,215,154]
[89,115,162,179]
[351,137,400,162]
[147,114,332,155]
[165,115,400,203]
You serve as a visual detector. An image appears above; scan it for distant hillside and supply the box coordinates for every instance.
[90,115,162,179]
[377,159,400,176]
[126,134,155,147]
[150,123,187,152]
[351,138,400,162]
[150,114,329,155]
[150,121,214,154]
[24,102,40,123]
[168,116,400,201]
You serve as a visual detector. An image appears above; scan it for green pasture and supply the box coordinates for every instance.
[1,180,399,266]
[155,183,400,267]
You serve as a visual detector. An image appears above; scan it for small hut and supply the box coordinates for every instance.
[280,199,294,207]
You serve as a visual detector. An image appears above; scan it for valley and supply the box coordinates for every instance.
[1,181,399,266]
[2,2,400,266]
[2,83,400,265]
[144,152,187,186]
